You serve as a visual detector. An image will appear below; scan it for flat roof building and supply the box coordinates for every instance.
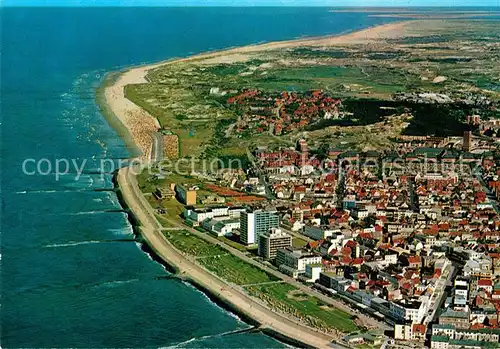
[240,209,279,245]
[276,247,322,276]
[258,228,292,260]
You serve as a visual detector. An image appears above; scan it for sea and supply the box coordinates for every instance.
[0,6,496,348]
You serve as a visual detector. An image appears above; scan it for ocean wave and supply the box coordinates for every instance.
[180,280,246,324]
[15,189,81,194]
[107,225,134,236]
[51,210,114,216]
[93,278,141,288]
[43,240,105,248]
[160,326,255,349]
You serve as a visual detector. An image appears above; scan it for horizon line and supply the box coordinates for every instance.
[2,4,500,8]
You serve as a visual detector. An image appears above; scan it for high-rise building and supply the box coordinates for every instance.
[463,130,472,152]
[258,228,292,260]
[240,209,279,245]
[175,185,197,205]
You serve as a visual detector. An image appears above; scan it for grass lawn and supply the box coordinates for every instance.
[137,171,158,194]
[217,235,248,252]
[198,253,279,285]
[245,283,359,333]
[155,214,177,228]
[164,230,226,257]
[292,237,308,248]
[161,198,185,220]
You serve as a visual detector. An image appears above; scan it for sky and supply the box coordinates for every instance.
[2,0,500,6]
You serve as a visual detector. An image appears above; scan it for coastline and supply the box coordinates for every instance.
[96,72,142,158]
[100,21,417,348]
[101,20,415,160]
[115,167,331,348]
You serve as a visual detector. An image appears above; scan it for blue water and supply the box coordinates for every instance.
[0,6,458,347]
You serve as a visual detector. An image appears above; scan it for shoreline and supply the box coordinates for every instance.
[100,19,415,160]
[99,21,418,348]
[96,72,142,158]
[115,167,331,348]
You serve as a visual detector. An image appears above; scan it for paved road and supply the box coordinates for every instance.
[118,167,335,349]
[151,132,163,163]
[246,147,275,200]
[161,210,387,331]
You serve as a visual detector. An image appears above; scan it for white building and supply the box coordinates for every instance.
[454,279,469,307]
[258,228,292,260]
[304,264,322,282]
[202,218,240,237]
[352,208,369,220]
[464,257,491,277]
[383,253,398,265]
[276,247,322,277]
[240,209,279,245]
[303,225,337,240]
[390,297,429,324]
[184,206,245,223]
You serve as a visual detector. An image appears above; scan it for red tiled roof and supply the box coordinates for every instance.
[412,324,426,334]
[407,255,421,264]
[308,240,323,249]
[352,258,364,265]
[478,279,493,287]
[359,232,373,240]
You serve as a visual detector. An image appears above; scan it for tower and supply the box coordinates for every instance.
[463,130,472,152]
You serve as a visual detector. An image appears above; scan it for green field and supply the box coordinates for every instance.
[164,229,278,285]
[198,253,279,285]
[292,237,308,248]
[155,214,177,228]
[247,65,417,95]
[246,283,359,333]
[217,235,249,252]
[164,230,226,257]
[124,19,500,159]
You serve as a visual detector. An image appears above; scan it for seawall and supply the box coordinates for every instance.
[111,169,325,348]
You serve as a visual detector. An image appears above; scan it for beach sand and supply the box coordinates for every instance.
[104,64,163,161]
[104,20,415,347]
[117,167,334,348]
[104,20,415,161]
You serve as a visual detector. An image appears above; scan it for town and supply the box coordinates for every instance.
[142,116,500,348]
[123,18,500,349]
[227,89,343,136]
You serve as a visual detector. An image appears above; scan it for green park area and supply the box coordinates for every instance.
[124,19,500,159]
[245,65,421,97]
[164,230,225,257]
[164,230,277,285]
[246,282,359,333]
[198,254,279,285]
[164,229,358,333]
[292,237,308,248]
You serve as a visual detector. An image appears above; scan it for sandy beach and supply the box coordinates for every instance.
[103,20,415,161]
[117,167,334,348]
[104,21,416,347]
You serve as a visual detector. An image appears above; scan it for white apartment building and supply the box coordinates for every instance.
[303,225,337,240]
[240,209,279,245]
[185,206,245,223]
[276,247,322,277]
[390,297,430,324]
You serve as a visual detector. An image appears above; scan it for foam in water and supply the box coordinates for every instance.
[3,7,421,347]
[43,241,105,248]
